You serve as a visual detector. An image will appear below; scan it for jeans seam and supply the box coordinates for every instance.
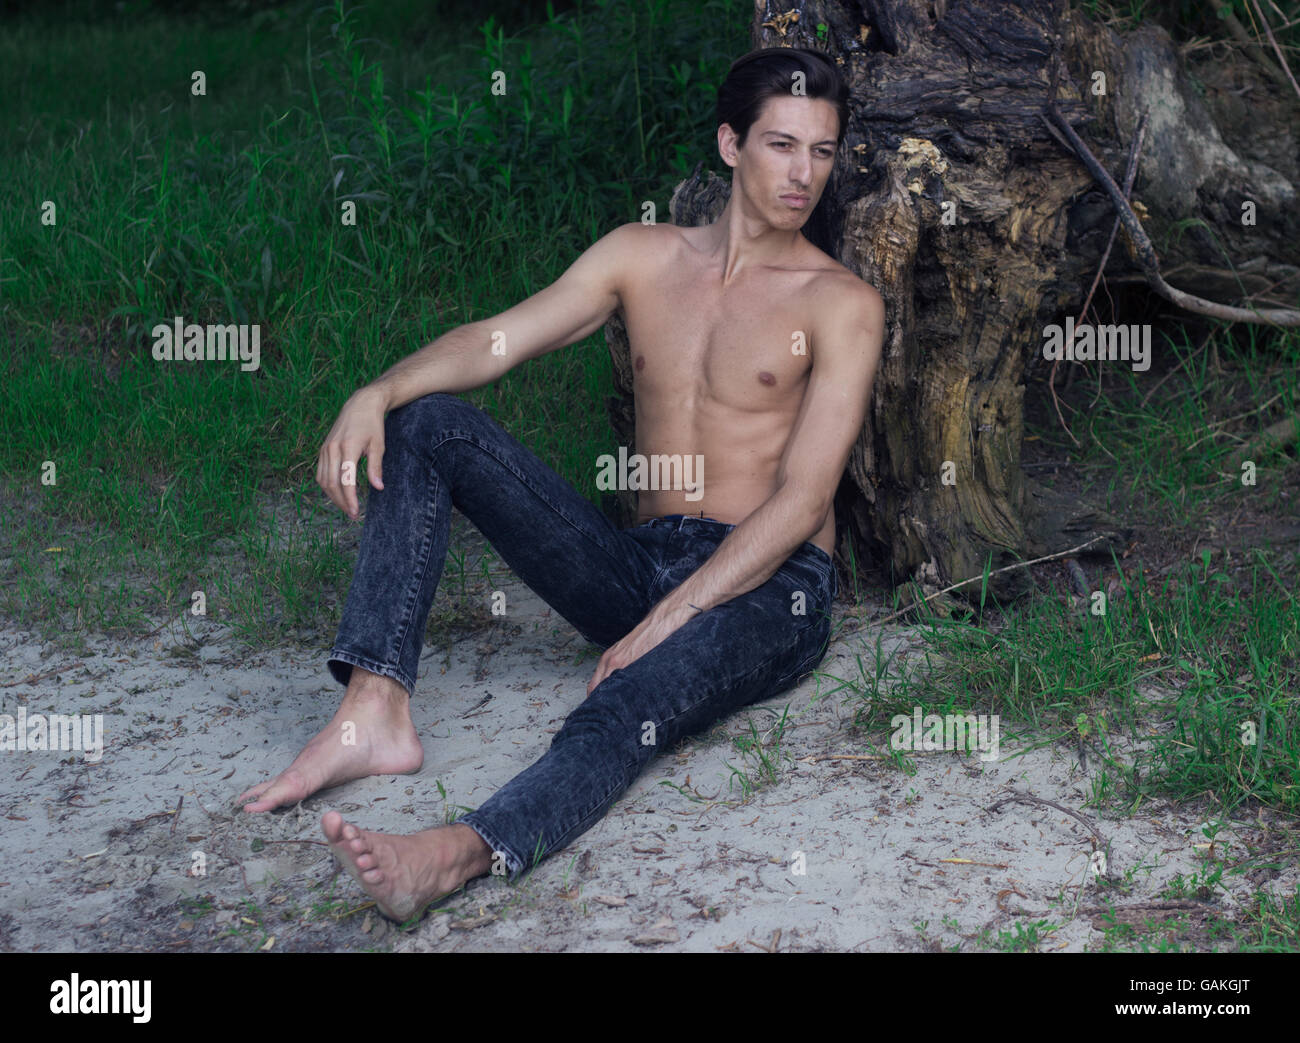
[389,465,442,688]
[538,768,632,861]
[732,613,831,696]
[647,611,830,750]
[427,428,649,586]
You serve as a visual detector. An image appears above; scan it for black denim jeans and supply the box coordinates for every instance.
[327,392,837,878]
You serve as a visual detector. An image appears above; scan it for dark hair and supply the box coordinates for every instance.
[716,47,850,151]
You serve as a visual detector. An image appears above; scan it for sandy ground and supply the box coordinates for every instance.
[2,528,1294,953]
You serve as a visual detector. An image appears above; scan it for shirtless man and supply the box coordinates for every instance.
[237,46,884,922]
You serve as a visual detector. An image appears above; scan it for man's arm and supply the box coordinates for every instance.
[366,222,641,411]
[316,223,642,518]
[586,279,885,692]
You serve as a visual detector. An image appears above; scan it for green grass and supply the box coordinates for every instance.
[0,0,752,646]
[724,704,794,798]
[835,536,1299,820]
[825,317,1300,822]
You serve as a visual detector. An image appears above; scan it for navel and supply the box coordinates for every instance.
[758,370,776,386]
[635,355,646,371]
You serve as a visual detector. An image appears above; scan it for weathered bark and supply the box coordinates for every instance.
[605,0,1300,603]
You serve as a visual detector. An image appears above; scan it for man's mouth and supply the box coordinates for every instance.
[780,194,810,208]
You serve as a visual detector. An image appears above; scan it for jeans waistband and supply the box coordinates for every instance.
[641,514,834,574]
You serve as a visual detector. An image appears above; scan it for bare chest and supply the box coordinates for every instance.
[620,247,817,410]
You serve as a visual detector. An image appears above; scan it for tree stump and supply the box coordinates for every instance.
[604,0,1300,604]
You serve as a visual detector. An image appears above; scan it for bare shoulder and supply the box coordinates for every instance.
[808,259,885,350]
[604,220,683,258]
[602,220,681,272]
[580,222,676,306]
[802,241,881,303]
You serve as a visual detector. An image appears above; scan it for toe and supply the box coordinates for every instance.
[321,810,343,840]
[238,782,270,803]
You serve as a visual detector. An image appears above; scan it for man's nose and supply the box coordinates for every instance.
[789,152,813,186]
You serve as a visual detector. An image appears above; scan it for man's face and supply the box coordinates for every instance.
[719,94,840,229]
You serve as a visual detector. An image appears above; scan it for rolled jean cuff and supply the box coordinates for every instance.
[457,812,525,880]
[326,649,417,699]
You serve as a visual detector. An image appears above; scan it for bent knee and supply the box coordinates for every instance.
[385,392,486,446]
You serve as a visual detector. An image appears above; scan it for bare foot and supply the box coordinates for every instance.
[238,671,423,812]
[321,811,494,922]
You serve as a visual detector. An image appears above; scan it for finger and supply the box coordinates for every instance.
[322,443,344,513]
[328,445,353,517]
[339,449,360,518]
[367,439,384,490]
[316,444,330,492]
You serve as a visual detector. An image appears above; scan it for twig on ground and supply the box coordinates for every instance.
[124,810,174,829]
[1225,414,1300,469]
[985,787,1105,846]
[846,535,1107,633]
[1186,391,1284,451]
[2,661,84,687]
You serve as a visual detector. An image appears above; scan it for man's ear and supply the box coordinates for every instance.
[717,123,739,169]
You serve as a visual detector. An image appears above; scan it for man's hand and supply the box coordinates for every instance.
[317,386,388,520]
[587,602,695,694]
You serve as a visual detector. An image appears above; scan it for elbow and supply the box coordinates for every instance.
[784,483,831,543]
[806,501,831,543]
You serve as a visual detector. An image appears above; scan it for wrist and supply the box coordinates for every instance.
[354,382,392,413]
[657,595,705,626]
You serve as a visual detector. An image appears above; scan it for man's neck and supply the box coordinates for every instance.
[704,195,806,286]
